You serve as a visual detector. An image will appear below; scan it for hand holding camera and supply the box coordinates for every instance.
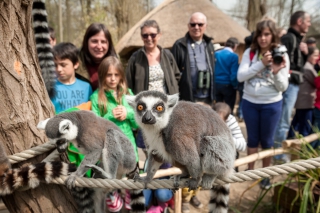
[270,45,287,75]
[261,51,272,66]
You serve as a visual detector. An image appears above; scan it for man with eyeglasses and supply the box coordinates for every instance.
[171,12,216,108]
[171,12,215,213]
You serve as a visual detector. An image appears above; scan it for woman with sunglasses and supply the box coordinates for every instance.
[126,20,180,95]
[126,20,180,213]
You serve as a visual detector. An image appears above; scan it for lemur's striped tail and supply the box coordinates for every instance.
[70,187,96,213]
[32,0,56,98]
[0,161,77,195]
[208,184,230,213]
[130,189,146,213]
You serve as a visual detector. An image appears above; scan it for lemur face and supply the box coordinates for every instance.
[37,117,78,153]
[126,91,179,129]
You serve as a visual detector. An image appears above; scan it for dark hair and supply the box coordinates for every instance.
[307,46,319,58]
[213,102,231,121]
[225,37,239,48]
[140,20,161,33]
[250,19,279,53]
[48,26,55,40]
[53,42,79,65]
[80,23,117,66]
[306,37,316,45]
[290,11,306,26]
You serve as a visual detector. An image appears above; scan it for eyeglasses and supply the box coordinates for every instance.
[141,33,158,39]
[189,23,205,28]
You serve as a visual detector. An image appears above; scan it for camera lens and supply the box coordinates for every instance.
[273,54,283,65]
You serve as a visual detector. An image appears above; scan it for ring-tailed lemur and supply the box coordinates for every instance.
[0,161,77,196]
[32,0,56,98]
[37,110,146,213]
[126,90,236,213]
[0,137,77,196]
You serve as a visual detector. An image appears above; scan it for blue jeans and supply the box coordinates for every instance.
[242,99,282,149]
[287,109,313,138]
[311,108,320,149]
[237,82,244,119]
[274,83,300,159]
[143,189,173,207]
[215,83,237,114]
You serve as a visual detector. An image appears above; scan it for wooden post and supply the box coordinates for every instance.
[174,189,182,213]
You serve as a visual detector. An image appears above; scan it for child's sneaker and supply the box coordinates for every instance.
[147,205,163,213]
[106,190,123,212]
[259,178,271,190]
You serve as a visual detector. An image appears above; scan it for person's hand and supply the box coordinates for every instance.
[271,56,286,75]
[112,106,122,119]
[261,51,272,66]
[113,105,127,121]
[299,42,308,55]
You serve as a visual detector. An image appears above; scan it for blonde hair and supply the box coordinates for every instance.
[97,56,129,114]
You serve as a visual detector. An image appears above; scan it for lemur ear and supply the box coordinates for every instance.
[125,95,136,108]
[59,120,72,134]
[37,118,50,130]
[167,93,179,108]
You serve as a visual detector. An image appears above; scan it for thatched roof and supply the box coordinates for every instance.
[115,0,250,58]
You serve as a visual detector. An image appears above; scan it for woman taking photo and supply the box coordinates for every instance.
[77,23,117,90]
[237,19,289,189]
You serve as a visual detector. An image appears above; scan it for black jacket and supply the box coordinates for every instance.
[171,33,216,102]
[126,46,180,95]
[281,28,307,85]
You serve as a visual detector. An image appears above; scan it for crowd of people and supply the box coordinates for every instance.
[46,9,320,213]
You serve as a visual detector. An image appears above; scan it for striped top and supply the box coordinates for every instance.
[226,114,247,152]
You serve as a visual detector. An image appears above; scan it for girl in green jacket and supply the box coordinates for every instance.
[90,56,139,162]
[90,56,139,212]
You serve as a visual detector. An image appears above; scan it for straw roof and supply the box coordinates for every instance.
[115,0,250,58]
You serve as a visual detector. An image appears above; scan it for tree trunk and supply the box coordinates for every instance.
[0,0,77,212]
[246,0,267,31]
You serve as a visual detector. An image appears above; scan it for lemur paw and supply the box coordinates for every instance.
[188,178,200,191]
[172,175,181,190]
[133,174,152,188]
[201,174,215,189]
[65,174,77,189]
[201,179,214,190]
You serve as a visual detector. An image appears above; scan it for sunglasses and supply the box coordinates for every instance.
[189,23,205,27]
[141,33,158,39]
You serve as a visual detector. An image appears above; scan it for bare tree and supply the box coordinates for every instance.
[246,0,267,31]
[0,0,77,212]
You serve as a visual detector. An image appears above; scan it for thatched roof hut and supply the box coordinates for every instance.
[116,0,250,59]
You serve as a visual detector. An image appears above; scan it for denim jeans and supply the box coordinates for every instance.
[287,109,313,138]
[143,189,173,207]
[273,83,300,159]
[311,108,320,149]
[237,82,244,119]
[242,99,282,149]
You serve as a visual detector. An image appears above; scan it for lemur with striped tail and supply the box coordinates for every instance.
[32,0,56,98]
[0,141,77,195]
[37,110,146,213]
[126,90,236,213]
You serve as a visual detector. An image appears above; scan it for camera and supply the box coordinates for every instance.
[272,45,287,65]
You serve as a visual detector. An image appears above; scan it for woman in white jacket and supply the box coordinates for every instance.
[237,19,289,189]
